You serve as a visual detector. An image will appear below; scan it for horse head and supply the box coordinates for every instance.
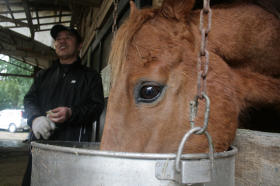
[100,0,280,153]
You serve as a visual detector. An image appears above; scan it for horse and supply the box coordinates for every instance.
[100,0,280,154]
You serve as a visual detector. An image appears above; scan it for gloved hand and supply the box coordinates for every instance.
[32,116,55,140]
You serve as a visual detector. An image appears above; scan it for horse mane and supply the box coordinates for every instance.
[109,7,158,86]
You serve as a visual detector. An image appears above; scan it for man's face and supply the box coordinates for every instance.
[54,31,81,62]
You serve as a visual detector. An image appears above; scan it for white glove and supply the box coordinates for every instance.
[32,116,55,140]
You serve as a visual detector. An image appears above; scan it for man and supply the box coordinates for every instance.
[22,25,104,186]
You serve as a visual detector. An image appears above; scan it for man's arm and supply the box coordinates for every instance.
[24,72,43,127]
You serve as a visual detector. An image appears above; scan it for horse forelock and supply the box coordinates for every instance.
[109,7,160,86]
[109,7,197,87]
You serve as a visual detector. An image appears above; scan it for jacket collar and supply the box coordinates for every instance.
[53,57,81,68]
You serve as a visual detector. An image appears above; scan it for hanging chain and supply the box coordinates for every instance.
[190,0,212,135]
[112,0,119,38]
[176,0,214,176]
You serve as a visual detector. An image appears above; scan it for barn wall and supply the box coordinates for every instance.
[79,0,113,59]
[78,0,156,97]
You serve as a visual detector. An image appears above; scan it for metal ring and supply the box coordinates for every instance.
[175,127,214,173]
[190,93,210,134]
[196,93,210,134]
[176,127,201,172]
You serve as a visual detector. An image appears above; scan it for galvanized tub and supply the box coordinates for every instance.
[31,141,237,186]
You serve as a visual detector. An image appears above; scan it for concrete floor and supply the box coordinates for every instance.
[0,132,29,186]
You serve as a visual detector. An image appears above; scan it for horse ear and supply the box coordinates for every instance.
[161,0,195,21]
[129,0,138,17]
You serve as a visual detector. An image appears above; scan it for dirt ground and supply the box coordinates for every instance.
[0,131,29,140]
[0,131,29,186]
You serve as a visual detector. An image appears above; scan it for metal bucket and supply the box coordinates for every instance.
[31,141,237,186]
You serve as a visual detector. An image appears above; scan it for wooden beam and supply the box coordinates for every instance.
[59,10,62,23]
[7,14,72,22]
[27,1,69,11]
[22,0,35,39]
[0,1,22,6]
[1,50,51,69]
[28,0,102,8]
[4,0,17,26]
[0,10,25,14]
[35,10,40,31]
[1,49,54,60]
[72,0,102,7]
[34,21,70,27]
[6,20,71,29]
[0,59,33,72]
[0,73,33,78]
[0,27,16,45]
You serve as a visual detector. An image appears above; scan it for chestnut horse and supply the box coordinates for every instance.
[100,0,280,153]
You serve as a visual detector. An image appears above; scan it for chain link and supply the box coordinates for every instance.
[112,0,119,38]
[197,0,212,98]
[191,0,212,134]
[176,0,214,177]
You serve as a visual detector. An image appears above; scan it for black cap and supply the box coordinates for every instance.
[50,24,82,43]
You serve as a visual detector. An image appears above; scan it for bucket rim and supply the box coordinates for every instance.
[31,141,237,160]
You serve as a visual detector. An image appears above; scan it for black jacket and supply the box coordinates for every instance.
[24,58,104,142]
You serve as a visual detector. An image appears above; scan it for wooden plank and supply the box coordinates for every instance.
[80,0,113,57]
[35,10,40,31]
[72,0,102,7]
[0,9,25,14]
[81,0,130,57]
[233,129,280,186]
[0,73,33,78]
[7,21,70,29]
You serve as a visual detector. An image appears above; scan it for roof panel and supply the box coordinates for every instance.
[13,12,26,19]
[10,5,23,11]
[61,16,71,22]
[39,17,57,24]
[0,4,8,12]
[10,27,30,37]
[0,13,12,18]
[0,22,15,27]
[40,24,53,30]
[38,10,57,17]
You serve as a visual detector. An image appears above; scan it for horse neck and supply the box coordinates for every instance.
[234,69,280,109]
[207,2,280,77]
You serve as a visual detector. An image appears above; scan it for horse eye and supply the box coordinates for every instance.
[140,86,161,100]
[135,82,165,104]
